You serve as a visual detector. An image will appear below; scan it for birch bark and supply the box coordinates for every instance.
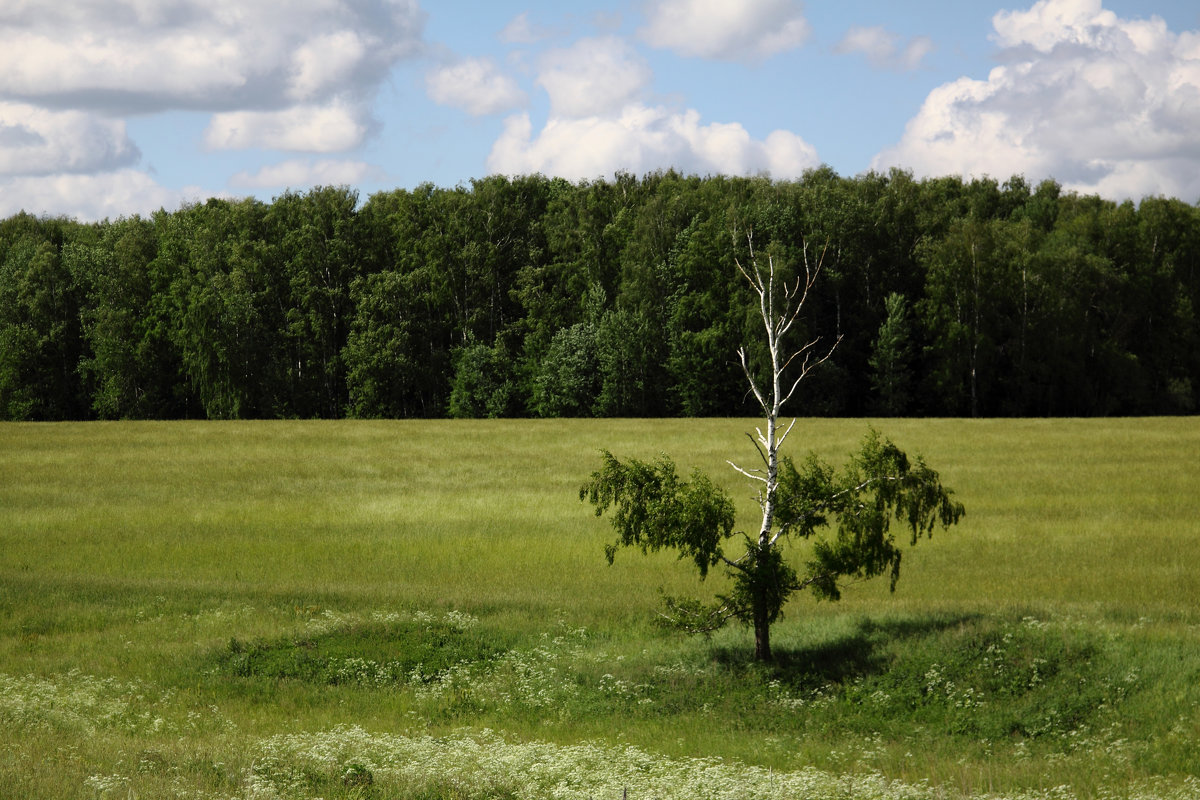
[730,235,839,661]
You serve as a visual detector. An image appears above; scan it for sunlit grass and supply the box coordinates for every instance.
[1,418,1198,799]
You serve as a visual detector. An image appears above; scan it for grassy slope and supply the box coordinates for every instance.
[1,418,1198,799]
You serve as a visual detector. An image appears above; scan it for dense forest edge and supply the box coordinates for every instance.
[1,167,1197,421]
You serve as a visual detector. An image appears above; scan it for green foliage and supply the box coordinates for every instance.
[214,620,506,688]
[584,431,964,646]
[531,322,600,417]
[718,537,802,628]
[0,226,87,419]
[448,340,519,418]
[269,186,361,418]
[344,267,449,418]
[72,216,181,419]
[581,450,735,578]
[594,306,656,416]
[2,173,1200,419]
[786,430,966,601]
[869,292,915,415]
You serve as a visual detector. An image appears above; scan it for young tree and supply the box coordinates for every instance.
[869,292,916,415]
[582,237,964,661]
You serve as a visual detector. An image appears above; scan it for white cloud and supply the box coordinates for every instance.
[288,31,371,103]
[0,1,429,220]
[0,169,201,221]
[488,24,819,181]
[0,102,139,176]
[873,0,1200,201]
[203,100,370,152]
[638,0,810,62]
[537,37,652,118]
[991,0,1124,52]
[0,0,426,112]
[0,0,425,196]
[229,159,381,189]
[426,58,527,116]
[836,26,933,71]
[499,11,550,44]
[488,106,818,180]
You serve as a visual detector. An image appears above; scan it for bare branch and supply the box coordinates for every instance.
[721,551,750,569]
[737,346,768,412]
[754,426,768,448]
[733,256,761,294]
[745,432,769,468]
[727,460,768,484]
[780,334,843,410]
[798,572,832,590]
[775,417,798,449]
[779,336,825,375]
[775,304,804,341]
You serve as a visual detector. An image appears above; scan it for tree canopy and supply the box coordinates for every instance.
[1,169,1197,420]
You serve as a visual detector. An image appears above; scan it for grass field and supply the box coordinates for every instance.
[1,418,1198,799]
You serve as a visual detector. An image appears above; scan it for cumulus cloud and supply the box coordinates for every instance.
[488,24,819,181]
[488,106,819,180]
[0,169,200,221]
[835,26,933,71]
[426,58,527,116]
[638,0,810,62]
[0,0,426,113]
[0,0,426,182]
[873,0,1200,201]
[0,0,430,220]
[203,100,372,153]
[0,102,139,176]
[537,37,652,118]
[229,159,382,189]
[288,31,372,104]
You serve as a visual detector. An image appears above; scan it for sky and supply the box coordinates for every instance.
[1,0,1198,221]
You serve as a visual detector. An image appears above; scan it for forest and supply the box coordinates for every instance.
[1,167,1197,421]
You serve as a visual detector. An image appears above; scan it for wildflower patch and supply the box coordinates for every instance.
[245,725,1200,800]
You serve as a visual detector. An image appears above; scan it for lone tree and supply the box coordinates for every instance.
[581,237,965,661]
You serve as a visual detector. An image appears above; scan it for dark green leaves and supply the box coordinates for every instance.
[2,172,1199,420]
[581,450,734,579]
[584,431,964,632]
[718,537,802,627]
[792,430,966,601]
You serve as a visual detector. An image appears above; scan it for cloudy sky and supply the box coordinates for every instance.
[1,0,1198,221]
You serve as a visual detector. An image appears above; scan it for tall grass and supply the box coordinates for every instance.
[1,418,1198,799]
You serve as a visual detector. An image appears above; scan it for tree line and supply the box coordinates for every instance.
[1,168,1197,421]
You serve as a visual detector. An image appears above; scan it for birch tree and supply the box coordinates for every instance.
[582,235,965,661]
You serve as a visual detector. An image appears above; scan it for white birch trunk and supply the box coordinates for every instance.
[729,234,840,660]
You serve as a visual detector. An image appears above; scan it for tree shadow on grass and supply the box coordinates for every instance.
[711,611,984,687]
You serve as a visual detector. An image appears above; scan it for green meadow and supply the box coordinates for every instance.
[1,418,1198,799]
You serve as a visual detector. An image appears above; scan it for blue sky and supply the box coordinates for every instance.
[1,0,1198,220]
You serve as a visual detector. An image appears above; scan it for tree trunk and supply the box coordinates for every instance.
[732,236,837,663]
[754,608,772,661]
